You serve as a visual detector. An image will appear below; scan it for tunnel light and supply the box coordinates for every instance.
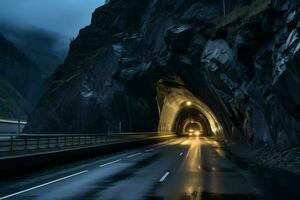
[195,131,200,136]
[186,101,192,106]
[189,129,194,133]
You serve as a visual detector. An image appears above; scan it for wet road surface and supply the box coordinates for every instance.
[0,137,299,200]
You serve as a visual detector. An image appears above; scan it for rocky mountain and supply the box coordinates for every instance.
[0,33,43,118]
[26,0,300,146]
[0,24,68,78]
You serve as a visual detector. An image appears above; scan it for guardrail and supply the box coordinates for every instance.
[0,119,27,134]
[0,119,27,124]
[0,132,176,176]
[0,132,174,155]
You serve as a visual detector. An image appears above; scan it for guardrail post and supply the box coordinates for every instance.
[37,136,39,149]
[17,118,20,134]
[48,136,50,148]
[64,135,67,147]
[25,135,27,150]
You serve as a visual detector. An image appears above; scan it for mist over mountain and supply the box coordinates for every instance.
[0,24,68,77]
[0,0,105,38]
[0,0,105,77]
[0,0,105,120]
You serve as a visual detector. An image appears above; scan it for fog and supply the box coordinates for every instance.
[0,0,105,77]
[0,0,105,38]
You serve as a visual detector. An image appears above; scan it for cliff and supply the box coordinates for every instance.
[26,0,300,146]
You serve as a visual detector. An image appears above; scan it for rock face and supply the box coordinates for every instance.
[0,34,43,118]
[26,0,300,146]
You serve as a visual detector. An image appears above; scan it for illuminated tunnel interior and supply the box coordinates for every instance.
[174,107,212,136]
[156,76,223,137]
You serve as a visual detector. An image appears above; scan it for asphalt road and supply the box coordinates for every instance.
[0,137,299,200]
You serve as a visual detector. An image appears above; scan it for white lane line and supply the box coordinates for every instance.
[99,159,122,167]
[145,148,154,152]
[126,152,142,158]
[179,152,184,156]
[0,170,88,200]
[159,172,170,182]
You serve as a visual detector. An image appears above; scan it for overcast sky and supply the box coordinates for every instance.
[0,0,105,38]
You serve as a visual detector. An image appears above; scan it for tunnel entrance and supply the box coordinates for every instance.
[156,76,223,137]
[174,107,212,136]
[184,120,203,136]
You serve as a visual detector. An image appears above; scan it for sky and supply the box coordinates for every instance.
[0,0,105,38]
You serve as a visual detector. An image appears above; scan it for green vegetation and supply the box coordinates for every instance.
[0,75,27,120]
[216,0,271,29]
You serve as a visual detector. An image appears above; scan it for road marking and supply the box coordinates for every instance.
[99,159,122,167]
[0,170,88,200]
[126,152,142,158]
[159,172,170,182]
[179,152,184,156]
[145,148,154,152]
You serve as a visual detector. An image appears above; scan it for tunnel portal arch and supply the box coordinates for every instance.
[156,77,223,136]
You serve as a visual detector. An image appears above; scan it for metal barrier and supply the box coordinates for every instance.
[0,132,174,154]
[0,119,27,134]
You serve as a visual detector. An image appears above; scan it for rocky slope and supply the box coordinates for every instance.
[0,33,43,118]
[0,75,28,119]
[26,0,300,146]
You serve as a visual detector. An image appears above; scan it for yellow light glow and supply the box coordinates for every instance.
[189,129,194,133]
[186,101,192,106]
[195,131,200,136]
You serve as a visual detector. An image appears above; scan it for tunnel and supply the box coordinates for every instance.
[156,76,223,137]
[174,107,212,136]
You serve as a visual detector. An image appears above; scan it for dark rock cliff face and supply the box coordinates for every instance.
[26,0,300,146]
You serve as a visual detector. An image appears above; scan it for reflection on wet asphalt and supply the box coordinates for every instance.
[71,154,160,200]
[0,137,299,200]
